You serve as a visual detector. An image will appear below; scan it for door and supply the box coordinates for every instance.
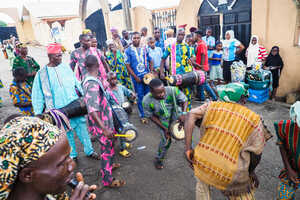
[198,15,220,41]
[0,27,17,42]
[85,9,107,49]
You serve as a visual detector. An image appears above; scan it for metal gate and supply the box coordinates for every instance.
[198,0,252,47]
[85,9,107,49]
[0,27,17,43]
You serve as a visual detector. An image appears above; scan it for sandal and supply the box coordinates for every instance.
[125,142,132,149]
[154,159,164,169]
[108,179,126,188]
[87,152,101,160]
[119,149,132,158]
[112,163,121,171]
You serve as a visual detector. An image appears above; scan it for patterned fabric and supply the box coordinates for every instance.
[106,50,132,90]
[0,79,3,106]
[277,176,300,200]
[83,77,115,136]
[0,116,62,200]
[12,56,40,87]
[143,86,187,128]
[222,40,241,62]
[192,102,267,195]
[275,120,300,178]
[156,129,172,161]
[217,83,249,103]
[9,81,34,116]
[70,47,108,85]
[162,42,192,75]
[83,77,115,186]
[195,178,255,200]
[124,46,152,78]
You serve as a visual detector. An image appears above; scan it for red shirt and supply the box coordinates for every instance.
[196,40,209,71]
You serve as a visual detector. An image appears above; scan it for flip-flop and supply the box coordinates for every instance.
[108,179,126,188]
[119,149,132,158]
[112,163,121,171]
[154,159,164,169]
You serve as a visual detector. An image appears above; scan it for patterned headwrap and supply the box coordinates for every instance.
[217,82,249,103]
[0,116,62,199]
[290,101,300,127]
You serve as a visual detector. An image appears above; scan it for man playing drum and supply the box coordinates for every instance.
[184,83,272,200]
[125,32,154,124]
[142,78,188,169]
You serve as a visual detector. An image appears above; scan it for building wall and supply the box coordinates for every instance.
[252,0,300,97]
[177,0,300,97]
[131,6,153,33]
[21,18,36,42]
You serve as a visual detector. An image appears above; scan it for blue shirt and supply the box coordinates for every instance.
[155,38,165,51]
[124,46,152,78]
[32,63,83,115]
[148,46,163,70]
[210,50,223,66]
[222,40,241,61]
[108,84,134,105]
[202,36,215,58]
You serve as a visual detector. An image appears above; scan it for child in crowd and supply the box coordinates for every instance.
[209,41,223,85]
[9,67,34,116]
[148,37,163,74]
[107,71,136,158]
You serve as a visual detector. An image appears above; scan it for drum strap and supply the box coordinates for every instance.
[83,76,124,132]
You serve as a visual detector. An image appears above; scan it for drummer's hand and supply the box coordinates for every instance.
[163,129,171,139]
[131,93,136,100]
[185,149,194,169]
[178,114,186,124]
[103,129,114,138]
[134,76,142,83]
[160,72,165,80]
[70,172,97,200]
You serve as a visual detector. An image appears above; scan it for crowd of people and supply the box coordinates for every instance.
[0,25,296,200]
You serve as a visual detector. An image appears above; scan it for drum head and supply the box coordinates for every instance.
[143,73,154,85]
[123,129,138,143]
[122,102,130,108]
[171,122,185,140]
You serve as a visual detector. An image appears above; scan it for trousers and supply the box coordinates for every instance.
[99,135,115,186]
[132,78,149,118]
[196,81,218,101]
[156,128,172,161]
[66,116,94,158]
[195,178,256,200]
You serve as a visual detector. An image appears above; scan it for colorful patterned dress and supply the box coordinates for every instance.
[9,81,34,116]
[12,56,40,87]
[0,79,3,106]
[106,50,132,90]
[162,42,193,111]
[275,120,300,200]
[83,76,115,186]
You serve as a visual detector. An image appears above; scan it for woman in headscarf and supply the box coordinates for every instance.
[105,39,132,90]
[264,46,284,99]
[0,116,97,200]
[222,30,245,83]
[246,35,268,68]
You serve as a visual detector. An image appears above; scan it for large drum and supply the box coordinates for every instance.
[170,121,185,140]
[58,97,87,118]
[167,71,205,87]
[112,105,138,142]
[143,73,156,85]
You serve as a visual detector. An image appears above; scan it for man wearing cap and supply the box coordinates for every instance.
[32,43,100,161]
[178,24,187,31]
[184,82,272,200]
[111,27,124,52]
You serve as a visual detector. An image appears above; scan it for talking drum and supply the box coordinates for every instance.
[167,71,205,87]
[112,105,138,142]
[143,73,155,85]
[122,102,132,114]
[58,97,87,118]
[170,121,185,140]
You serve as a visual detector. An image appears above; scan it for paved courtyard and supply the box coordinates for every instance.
[0,47,298,200]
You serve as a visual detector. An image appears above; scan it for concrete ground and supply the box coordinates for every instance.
[0,47,298,200]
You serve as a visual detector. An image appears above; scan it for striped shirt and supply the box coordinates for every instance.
[257,46,268,62]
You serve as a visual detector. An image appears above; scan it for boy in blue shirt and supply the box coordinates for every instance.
[209,41,223,85]
[148,37,163,74]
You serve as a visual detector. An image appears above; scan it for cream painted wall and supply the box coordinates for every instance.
[252,0,300,97]
[21,19,36,42]
[177,0,300,97]
[176,0,202,30]
[131,6,153,33]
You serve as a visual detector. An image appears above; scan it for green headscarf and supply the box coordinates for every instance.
[217,83,249,103]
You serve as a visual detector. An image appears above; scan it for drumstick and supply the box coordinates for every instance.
[115,134,134,137]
